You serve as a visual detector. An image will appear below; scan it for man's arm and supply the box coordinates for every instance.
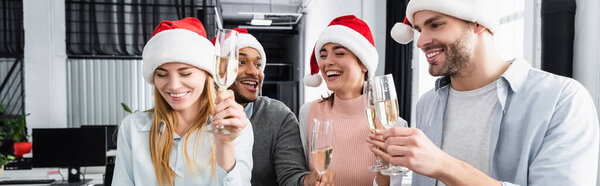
[274,109,311,186]
[525,81,599,186]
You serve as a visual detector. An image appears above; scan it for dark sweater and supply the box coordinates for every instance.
[250,96,309,186]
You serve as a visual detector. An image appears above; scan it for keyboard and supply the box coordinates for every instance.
[0,179,55,185]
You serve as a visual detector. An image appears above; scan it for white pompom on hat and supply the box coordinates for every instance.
[304,15,378,87]
[390,0,500,44]
[142,17,215,84]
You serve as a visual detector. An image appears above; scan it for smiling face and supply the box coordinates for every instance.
[318,43,367,95]
[229,47,264,105]
[153,62,207,111]
[413,10,475,77]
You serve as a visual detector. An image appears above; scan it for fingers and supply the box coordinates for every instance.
[369,144,392,164]
[367,134,387,149]
[368,132,385,142]
[381,127,418,139]
[319,170,335,186]
[213,90,243,114]
[214,89,234,105]
[212,90,246,129]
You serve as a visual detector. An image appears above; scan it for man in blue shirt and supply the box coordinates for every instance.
[368,0,599,186]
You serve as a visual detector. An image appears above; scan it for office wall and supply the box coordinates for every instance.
[67,59,154,127]
[301,0,386,104]
[23,0,68,131]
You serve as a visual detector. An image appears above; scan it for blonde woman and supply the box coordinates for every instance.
[112,17,253,186]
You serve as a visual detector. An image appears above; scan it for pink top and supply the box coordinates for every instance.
[306,94,376,186]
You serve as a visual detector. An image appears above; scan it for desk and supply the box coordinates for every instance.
[1,168,104,185]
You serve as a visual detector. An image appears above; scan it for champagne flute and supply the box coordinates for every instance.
[371,74,410,176]
[208,28,239,134]
[311,119,333,181]
[364,80,388,172]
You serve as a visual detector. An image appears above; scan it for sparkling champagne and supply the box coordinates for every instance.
[374,99,399,129]
[214,55,238,89]
[312,147,333,173]
[364,106,377,131]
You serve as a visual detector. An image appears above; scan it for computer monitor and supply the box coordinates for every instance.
[80,125,117,150]
[32,128,106,184]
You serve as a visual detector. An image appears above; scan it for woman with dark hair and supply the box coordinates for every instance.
[299,15,396,186]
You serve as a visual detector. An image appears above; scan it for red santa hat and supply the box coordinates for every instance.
[142,17,215,84]
[304,15,378,87]
[390,0,500,44]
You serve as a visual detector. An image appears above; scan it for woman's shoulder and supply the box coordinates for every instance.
[119,111,153,131]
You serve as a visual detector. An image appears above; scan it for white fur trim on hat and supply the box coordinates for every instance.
[406,0,499,34]
[238,34,266,71]
[390,22,415,44]
[142,29,215,84]
[314,25,378,79]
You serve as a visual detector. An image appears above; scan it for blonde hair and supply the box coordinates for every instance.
[148,73,217,186]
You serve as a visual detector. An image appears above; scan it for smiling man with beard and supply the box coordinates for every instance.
[226,28,310,186]
[367,0,599,186]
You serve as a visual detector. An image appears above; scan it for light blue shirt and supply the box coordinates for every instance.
[244,102,254,119]
[393,58,599,186]
[112,112,254,186]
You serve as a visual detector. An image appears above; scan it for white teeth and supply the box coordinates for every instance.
[326,71,341,76]
[427,51,440,58]
[169,92,186,98]
[242,81,257,85]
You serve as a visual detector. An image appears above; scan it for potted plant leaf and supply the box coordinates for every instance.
[0,128,15,177]
[2,114,31,158]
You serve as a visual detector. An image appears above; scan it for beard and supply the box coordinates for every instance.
[231,85,256,104]
[429,27,473,77]
[228,75,260,105]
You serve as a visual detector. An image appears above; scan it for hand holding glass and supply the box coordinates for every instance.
[371,74,410,176]
[208,29,239,135]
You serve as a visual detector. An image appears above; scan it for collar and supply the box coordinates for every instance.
[244,102,254,119]
[141,112,153,132]
[434,58,529,93]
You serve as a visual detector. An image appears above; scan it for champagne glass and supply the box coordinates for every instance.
[364,80,388,172]
[311,119,333,180]
[371,74,410,176]
[208,28,239,134]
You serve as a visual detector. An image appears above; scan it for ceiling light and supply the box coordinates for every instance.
[250,19,272,26]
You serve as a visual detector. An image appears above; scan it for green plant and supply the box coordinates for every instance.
[121,102,133,114]
[0,154,14,166]
[0,120,15,166]
[1,113,30,142]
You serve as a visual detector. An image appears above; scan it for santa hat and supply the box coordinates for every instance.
[233,28,267,71]
[390,0,500,44]
[304,15,378,87]
[142,17,215,84]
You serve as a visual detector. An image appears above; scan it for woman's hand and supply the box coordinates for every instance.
[304,170,335,186]
[212,89,248,142]
[212,89,248,172]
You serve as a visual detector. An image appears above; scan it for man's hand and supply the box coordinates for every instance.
[374,127,452,178]
[368,127,501,186]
